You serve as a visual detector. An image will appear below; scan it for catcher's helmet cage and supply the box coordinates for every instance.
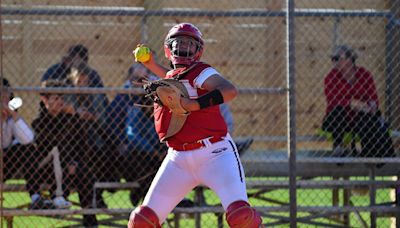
[164,23,204,66]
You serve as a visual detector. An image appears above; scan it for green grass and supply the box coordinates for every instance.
[1,178,396,227]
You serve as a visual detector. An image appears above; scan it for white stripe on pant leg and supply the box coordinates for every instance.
[51,147,64,198]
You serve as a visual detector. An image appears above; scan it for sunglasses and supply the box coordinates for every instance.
[331,56,340,62]
[331,55,348,62]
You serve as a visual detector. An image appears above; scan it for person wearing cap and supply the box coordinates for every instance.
[322,45,394,158]
[41,44,103,87]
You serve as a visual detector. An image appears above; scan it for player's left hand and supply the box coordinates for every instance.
[143,79,190,115]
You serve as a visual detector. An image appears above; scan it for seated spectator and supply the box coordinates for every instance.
[0,78,47,208]
[32,80,98,227]
[104,63,165,206]
[220,103,254,156]
[322,45,394,158]
[70,63,108,118]
[69,62,110,208]
[69,62,109,147]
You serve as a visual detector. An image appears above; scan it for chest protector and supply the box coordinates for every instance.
[154,62,227,143]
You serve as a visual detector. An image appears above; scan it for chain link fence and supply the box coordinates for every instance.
[1,0,400,227]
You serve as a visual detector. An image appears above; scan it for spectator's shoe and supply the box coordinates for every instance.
[53,196,72,209]
[29,197,55,210]
[332,146,347,157]
[332,146,348,167]
[236,138,254,156]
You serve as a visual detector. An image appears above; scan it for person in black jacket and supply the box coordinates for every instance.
[32,80,98,227]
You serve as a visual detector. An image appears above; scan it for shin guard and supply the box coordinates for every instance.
[128,206,161,228]
[226,200,263,228]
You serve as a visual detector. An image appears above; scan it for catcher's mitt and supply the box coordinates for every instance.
[144,79,189,115]
[144,79,190,141]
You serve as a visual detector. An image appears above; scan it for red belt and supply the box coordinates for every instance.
[169,136,224,151]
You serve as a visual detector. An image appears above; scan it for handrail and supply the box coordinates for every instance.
[8,86,286,95]
[0,6,392,18]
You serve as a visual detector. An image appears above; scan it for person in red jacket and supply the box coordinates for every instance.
[128,23,263,228]
[322,45,394,158]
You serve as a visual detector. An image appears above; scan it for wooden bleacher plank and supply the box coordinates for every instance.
[0,184,26,192]
[94,182,139,189]
[0,181,140,195]
[241,151,400,177]
[3,205,400,217]
[246,180,400,189]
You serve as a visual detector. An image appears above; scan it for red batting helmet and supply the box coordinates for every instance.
[164,23,204,66]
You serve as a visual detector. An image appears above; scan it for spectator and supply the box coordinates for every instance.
[69,62,110,209]
[69,62,109,147]
[39,44,104,114]
[220,103,254,156]
[322,45,394,158]
[70,63,108,117]
[32,80,98,227]
[0,78,47,208]
[104,63,165,206]
[41,44,103,87]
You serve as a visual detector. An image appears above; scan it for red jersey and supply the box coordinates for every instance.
[154,62,228,146]
[324,66,379,119]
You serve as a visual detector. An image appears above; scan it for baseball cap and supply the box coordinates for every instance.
[66,44,89,62]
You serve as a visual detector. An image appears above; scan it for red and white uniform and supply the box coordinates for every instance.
[154,62,227,147]
[142,62,249,223]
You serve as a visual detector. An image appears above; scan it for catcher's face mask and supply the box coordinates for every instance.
[164,23,204,66]
[165,36,202,66]
[170,36,199,57]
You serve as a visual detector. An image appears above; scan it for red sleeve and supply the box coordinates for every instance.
[364,70,380,107]
[324,69,339,114]
[324,71,334,103]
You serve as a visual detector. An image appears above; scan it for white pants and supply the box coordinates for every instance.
[142,134,248,223]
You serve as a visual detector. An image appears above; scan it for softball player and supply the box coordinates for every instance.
[128,23,263,228]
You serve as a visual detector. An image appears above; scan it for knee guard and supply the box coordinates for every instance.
[226,200,263,228]
[128,206,161,228]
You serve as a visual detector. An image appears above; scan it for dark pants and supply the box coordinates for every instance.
[64,165,97,227]
[322,106,394,157]
[39,162,98,227]
[3,144,42,196]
